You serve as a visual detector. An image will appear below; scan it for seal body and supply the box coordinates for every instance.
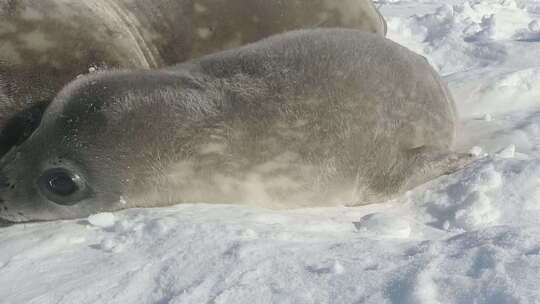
[0,0,386,157]
[0,29,470,222]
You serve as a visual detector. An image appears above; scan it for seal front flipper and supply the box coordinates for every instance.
[400,146,476,190]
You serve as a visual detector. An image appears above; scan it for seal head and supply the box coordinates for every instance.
[0,70,213,221]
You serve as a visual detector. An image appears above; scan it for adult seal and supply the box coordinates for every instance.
[0,29,471,222]
[0,0,387,157]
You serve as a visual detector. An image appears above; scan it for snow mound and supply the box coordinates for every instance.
[448,67,540,119]
[409,157,540,232]
[387,0,533,74]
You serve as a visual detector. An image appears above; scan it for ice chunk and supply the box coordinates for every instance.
[87,213,116,228]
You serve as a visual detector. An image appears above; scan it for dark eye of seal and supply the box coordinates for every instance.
[38,168,86,205]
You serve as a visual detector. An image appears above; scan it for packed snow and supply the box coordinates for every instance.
[2,0,540,303]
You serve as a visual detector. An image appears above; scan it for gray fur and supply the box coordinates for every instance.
[0,29,471,222]
[0,0,386,158]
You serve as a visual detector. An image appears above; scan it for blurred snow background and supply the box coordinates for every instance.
[2,0,540,303]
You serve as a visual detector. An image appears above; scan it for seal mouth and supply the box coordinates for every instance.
[0,217,49,227]
[0,217,16,227]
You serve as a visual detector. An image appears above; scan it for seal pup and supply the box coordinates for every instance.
[0,0,387,158]
[0,29,471,222]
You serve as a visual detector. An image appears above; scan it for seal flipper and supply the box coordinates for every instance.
[400,146,476,191]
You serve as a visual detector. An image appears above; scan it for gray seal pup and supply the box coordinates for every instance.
[0,29,470,222]
[0,0,387,158]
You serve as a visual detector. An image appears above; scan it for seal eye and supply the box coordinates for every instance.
[38,168,86,205]
[47,171,78,196]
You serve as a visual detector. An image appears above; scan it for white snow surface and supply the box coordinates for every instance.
[3,0,540,303]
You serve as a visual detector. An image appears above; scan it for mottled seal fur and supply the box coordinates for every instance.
[0,0,386,158]
[0,29,470,222]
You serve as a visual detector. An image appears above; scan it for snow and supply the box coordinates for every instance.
[2,0,540,303]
